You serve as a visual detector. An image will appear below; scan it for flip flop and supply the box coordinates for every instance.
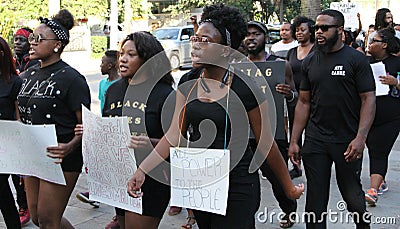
[182,216,196,229]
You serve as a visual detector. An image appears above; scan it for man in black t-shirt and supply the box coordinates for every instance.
[245,21,298,228]
[288,10,376,228]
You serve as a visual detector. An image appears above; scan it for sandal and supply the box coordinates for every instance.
[182,216,196,229]
[279,213,295,228]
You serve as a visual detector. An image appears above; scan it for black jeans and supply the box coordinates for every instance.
[301,139,370,229]
[251,138,297,215]
[0,174,21,229]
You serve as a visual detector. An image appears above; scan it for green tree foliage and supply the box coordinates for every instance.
[61,0,108,19]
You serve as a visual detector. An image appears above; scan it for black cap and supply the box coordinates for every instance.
[248,21,268,34]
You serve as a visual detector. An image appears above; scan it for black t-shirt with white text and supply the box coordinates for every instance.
[18,60,91,136]
[300,46,375,142]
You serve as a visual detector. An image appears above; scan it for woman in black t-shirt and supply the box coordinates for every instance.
[0,36,22,229]
[365,28,400,206]
[16,10,91,228]
[127,4,304,228]
[110,32,174,228]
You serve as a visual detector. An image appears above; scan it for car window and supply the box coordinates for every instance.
[153,29,180,40]
[181,28,194,39]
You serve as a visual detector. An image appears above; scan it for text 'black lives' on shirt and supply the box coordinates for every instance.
[300,46,375,143]
[103,77,175,164]
[17,60,91,136]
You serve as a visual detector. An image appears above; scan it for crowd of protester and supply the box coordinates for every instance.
[0,4,399,229]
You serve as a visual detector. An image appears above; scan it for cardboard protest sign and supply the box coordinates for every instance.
[82,106,142,214]
[330,2,360,29]
[0,120,65,185]
[170,147,230,215]
[232,61,286,140]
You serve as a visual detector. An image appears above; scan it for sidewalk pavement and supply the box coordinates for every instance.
[2,138,399,229]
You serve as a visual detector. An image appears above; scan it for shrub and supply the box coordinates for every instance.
[91,36,108,55]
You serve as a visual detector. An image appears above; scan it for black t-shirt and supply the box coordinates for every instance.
[103,77,174,165]
[300,46,375,142]
[17,60,91,136]
[178,68,265,182]
[286,46,315,92]
[369,55,400,124]
[0,74,22,120]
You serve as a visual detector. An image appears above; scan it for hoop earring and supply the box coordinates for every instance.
[54,48,59,53]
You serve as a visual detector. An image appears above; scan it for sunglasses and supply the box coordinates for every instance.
[313,24,339,32]
[28,33,59,43]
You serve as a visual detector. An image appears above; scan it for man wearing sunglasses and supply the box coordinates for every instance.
[13,28,39,74]
[288,9,376,228]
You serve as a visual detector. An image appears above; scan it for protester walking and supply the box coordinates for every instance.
[17,9,91,228]
[288,9,376,228]
[365,28,400,206]
[0,36,23,229]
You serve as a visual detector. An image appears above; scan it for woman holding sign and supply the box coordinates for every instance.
[127,4,304,228]
[0,36,22,228]
[16,9,91,228]
[100,31,175,228]
[364,28,400,206]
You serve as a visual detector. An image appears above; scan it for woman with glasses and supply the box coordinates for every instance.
[365,28,400,206]
[17,9,91,228]
[0,36,22,229]
[127,4,304,228]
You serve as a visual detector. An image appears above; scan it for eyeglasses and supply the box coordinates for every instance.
[28,33,59,43]
[190,36,210,46]
[371,38,384,44]
[313,24,339,32]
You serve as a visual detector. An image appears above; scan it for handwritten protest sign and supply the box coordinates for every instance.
[232,61,286,140]
[330,2,360,29]
[0,120,65,185]
[170,147,230,215]
[82,106,142,214]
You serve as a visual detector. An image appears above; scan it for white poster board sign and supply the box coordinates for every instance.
[330,2,360,29]
[170,147,230,215]
[82,106,142,214]
[0,120,65,185]
[370,62,389,96]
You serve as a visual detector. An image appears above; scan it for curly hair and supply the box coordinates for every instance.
[375,8,391,30]
[201,3,247,50]
[121,31,174,85]
[377,28,400,54]
[53,9,74,31]
[291,16,315,43]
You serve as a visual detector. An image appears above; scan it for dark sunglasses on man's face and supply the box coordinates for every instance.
[28,33,59,43]
[313,24,339,32]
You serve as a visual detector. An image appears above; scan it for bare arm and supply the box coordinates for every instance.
[288,90,311,166]
[14,101,20,121]
[344,91,375,162]
[47,110,84,163]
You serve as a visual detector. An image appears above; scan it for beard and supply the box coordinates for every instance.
[246,41,266,56]
[315,30,339,54]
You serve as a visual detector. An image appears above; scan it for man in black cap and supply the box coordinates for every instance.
[245,21,298,228]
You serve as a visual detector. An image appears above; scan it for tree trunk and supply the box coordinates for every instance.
[301,0,321,21]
